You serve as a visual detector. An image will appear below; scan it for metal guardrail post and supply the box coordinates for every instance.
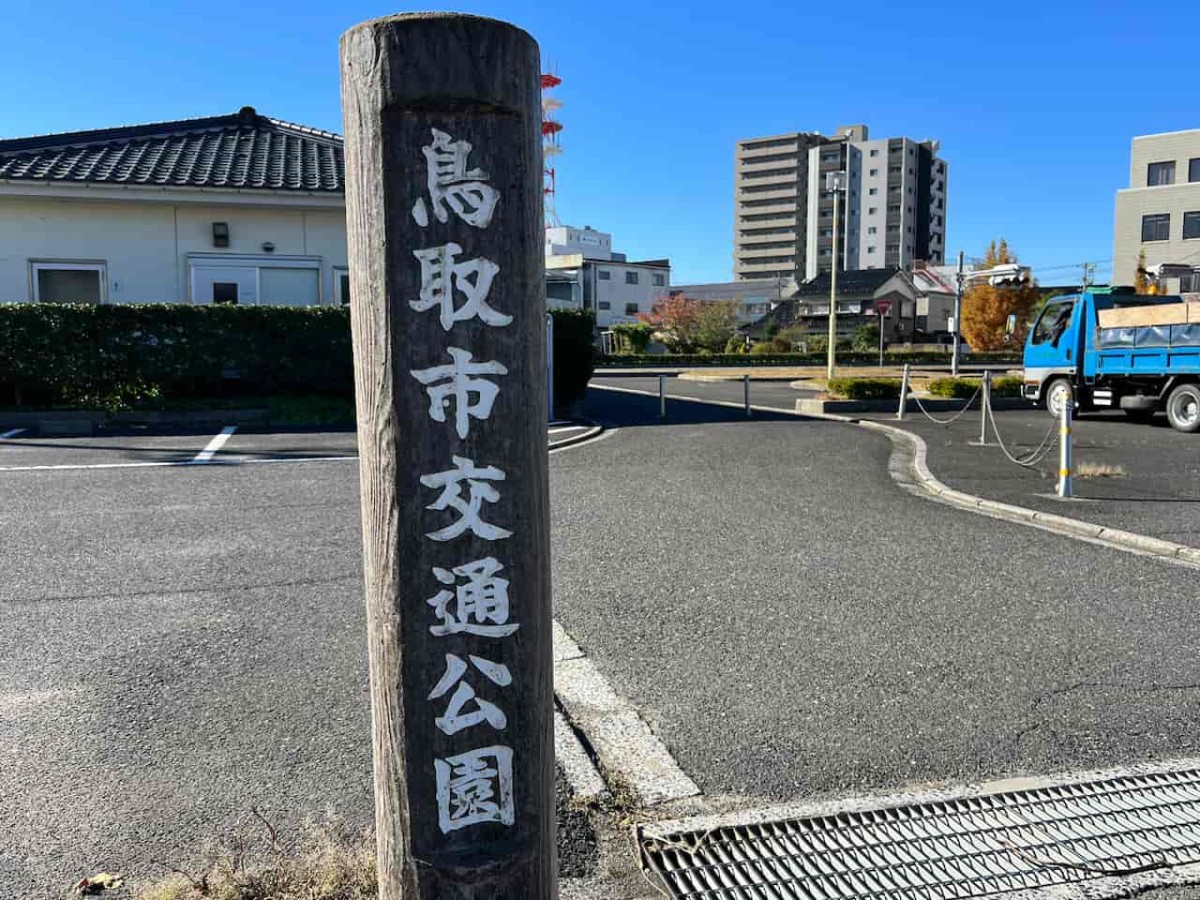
[1058,386,1073,498]
[978,371,992,446]
[897,364,910,420]
[743,374,751,417]
[659,374,666,420]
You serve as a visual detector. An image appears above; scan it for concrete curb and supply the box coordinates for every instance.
[853,417,1200,571]
[547,422,605,452]
[590,380,1200,571]
[795,396,1030,415]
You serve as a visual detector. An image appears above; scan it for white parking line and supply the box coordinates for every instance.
[192,426,237,464]
[0,455,360,473]
[0,428,26,440]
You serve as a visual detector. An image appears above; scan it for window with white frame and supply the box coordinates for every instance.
[31,260,107,304]
[652,273,665,287]
[334,266,351,305]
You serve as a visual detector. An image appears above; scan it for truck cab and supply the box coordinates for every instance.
[1022,293,1086,417]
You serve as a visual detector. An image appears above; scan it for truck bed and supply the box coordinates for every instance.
[1095,323,1200,375]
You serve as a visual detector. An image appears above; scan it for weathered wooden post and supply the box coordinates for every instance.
[341,13,555,899]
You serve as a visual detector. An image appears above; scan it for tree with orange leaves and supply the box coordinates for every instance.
[960,239,1042,351]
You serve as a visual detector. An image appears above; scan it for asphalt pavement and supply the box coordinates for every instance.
[0,426,597,897]
[868,404,1200,548]
[595,372,1200,548]
[6,399,1200,897]
[555,387,1200,807]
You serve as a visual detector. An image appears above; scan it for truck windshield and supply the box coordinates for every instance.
[1031,300,1074,345]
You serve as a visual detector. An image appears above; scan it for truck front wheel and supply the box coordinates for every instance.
[1166,383,1200,433]
[1044,378,1073,418]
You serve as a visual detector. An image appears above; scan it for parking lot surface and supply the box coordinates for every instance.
[0,423,595,896]
[871,405,1200,548]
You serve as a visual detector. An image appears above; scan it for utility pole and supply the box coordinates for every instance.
[826,172,845,381]
[1082,262,1095,291]
[341,14,556,899]
[951,249,965,377]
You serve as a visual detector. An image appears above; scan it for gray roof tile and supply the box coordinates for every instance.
[0,107,344,193]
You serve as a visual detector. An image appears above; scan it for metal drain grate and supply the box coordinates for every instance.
[639,768,1200,899]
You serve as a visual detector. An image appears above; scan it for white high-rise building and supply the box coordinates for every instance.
[734,124,948,282]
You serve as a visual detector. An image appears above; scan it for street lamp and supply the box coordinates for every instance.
[826,171,847,381]
[951,251,1030,376]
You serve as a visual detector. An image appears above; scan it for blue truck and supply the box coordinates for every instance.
[1022,286,1200,432]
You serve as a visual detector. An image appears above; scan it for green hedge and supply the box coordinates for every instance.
[548,307,596,410]
[596,351,1020,367]
[0,303,594,414]
[927,375,1024,399]
[0,304,354,410]
[827,377,902,400]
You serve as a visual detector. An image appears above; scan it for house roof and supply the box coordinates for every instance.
[789,267,901,297]
[745,267,907,337]
[0,107,344,193]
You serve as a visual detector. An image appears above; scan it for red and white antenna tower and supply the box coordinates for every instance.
[541,69,563,229]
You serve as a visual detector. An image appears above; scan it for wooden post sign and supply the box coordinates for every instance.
[340,14,555,899]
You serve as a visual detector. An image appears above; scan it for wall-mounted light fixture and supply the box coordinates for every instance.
[212,222,230,248]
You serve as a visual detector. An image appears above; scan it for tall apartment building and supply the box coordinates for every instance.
[734,124,947,282]
[1113,129,1200,291]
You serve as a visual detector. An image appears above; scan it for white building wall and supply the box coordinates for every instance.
[545,225,612,261]
[591,261,669,327]
[852,138,889,270]
[0,194,348,305]
[1113,130,1200,287]
[804,146,822,280]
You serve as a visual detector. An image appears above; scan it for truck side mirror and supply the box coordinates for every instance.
[1005,314,1017,334]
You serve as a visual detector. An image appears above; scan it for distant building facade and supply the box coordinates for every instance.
[1113,129,1200,291]
[734,124,948,283]
[668,278,788,325]
[0,107,348,307]
[544,225,670,328]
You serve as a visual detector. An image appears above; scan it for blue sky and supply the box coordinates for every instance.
[3,0,1198,286]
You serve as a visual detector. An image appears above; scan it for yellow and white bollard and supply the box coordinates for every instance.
[1057,385,1073,498]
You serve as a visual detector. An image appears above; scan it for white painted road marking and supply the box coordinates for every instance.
[0,424,583,474]
[192,426,237,463]
[0,455,360,473]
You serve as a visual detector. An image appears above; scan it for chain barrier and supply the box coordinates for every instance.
[983,389,1059,468]
[910,385,983,426]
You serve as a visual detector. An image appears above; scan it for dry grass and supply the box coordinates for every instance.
[135,817,375,900]
[1075,461,1127,479]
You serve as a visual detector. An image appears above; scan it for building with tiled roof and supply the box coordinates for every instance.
[0,107,351,306]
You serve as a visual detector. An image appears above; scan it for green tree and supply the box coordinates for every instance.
[852,323,880,352]
[960,239,1041,351]
[692,300,740,352]
[611,322,655,354]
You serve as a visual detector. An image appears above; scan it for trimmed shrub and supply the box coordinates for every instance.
[827,377,902,400]
[597,351,1020,368]
[0,303,353,410]
[926,377,980,399]
[927,374,1023,399]
[991,375,1023,397]
[0,302,593,414]
[548,307,596,410]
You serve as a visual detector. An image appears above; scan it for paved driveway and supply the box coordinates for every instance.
[554,388,1200,804]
